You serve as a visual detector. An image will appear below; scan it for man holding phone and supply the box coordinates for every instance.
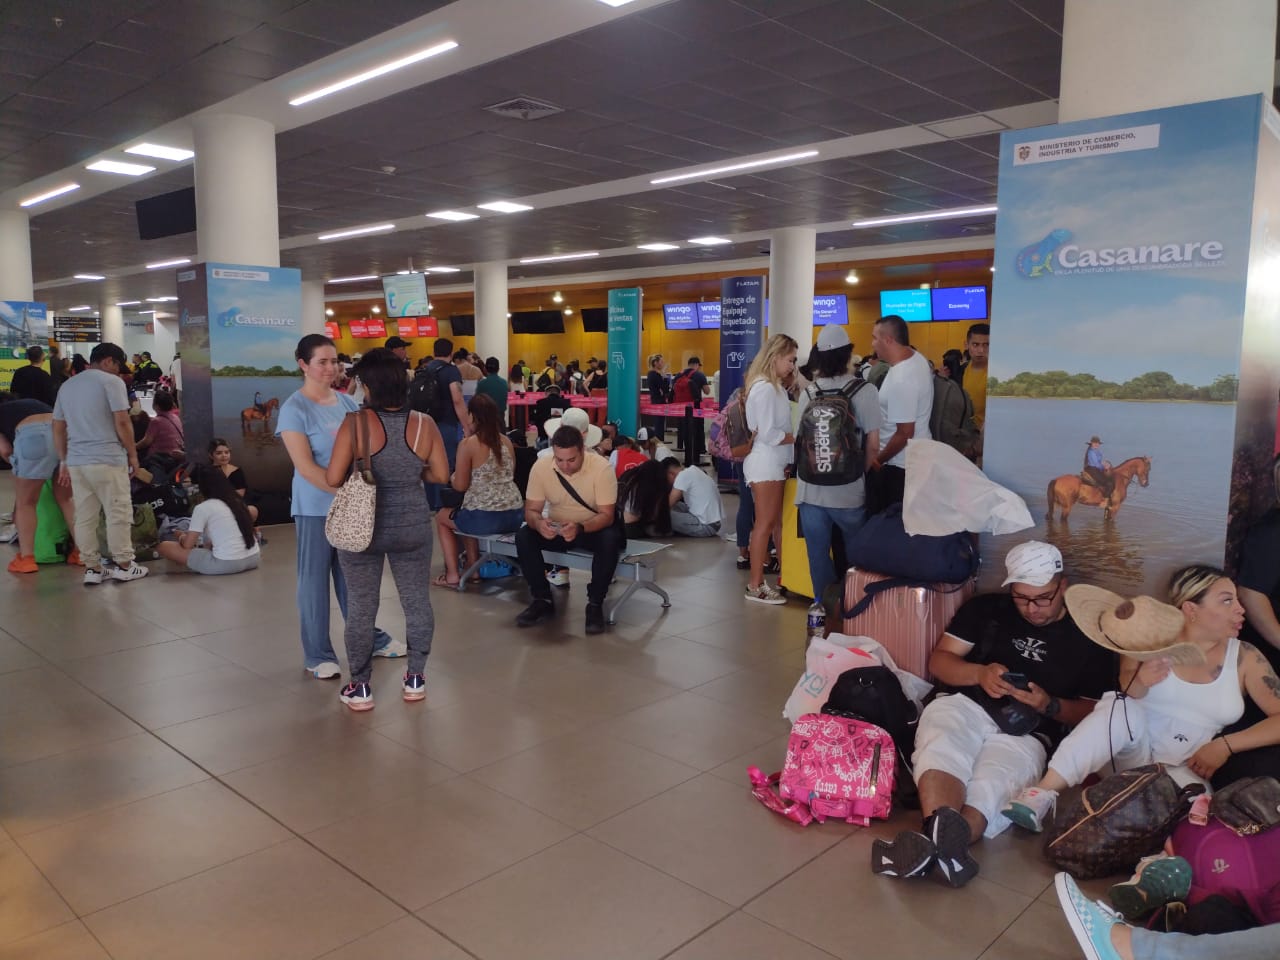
[873,541,1114,889]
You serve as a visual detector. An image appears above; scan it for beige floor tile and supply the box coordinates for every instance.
[60,638,233,692]
[979,900,1079,960]
[186,617,313,678]
[315,916,472,960]
[603,690,786,770]
[511,658,684,720]
[666,912,840,960]
[471,731,701,829]
[0,667,94,717]
[308,777,573,910]
[691,660,799,721]
[706,733,791,785]
[574,632,750,689]
[0,733,208,837]
[18,779,291,914]
[421,834,732,960]
[975,827,1059,898]
[223,732,457,833]
[99,662,283,728]
[745,835,1034,960]
[590,773,846,905]
[7,605,179,661]
[0,840,74,947]
[83,839,404,960]
[0,695,142,768]
[680,614,808,664]
[0,920,112,960]
[0,633,42,675]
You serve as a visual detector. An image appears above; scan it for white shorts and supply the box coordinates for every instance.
[742,444,789,485]
[912,693,1048,838]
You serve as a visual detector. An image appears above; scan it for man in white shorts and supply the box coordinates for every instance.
[871,542,1114,888]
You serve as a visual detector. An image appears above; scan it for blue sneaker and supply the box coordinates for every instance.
[402,673,426,702]
[373,637,406,658]
[339,681,374,712]
[1055,872,1123,960]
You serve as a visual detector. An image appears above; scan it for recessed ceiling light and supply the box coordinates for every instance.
[74,273,105,281]
[425,266,461,274]
[145,257,190,269]
[325,308,335,316]
[125,143,194,162]
[86,159,155,176]
[518,251,598,264]
[596,0,640,6]
[688,236,732,246]
[990,266,996,272]
[563,307,573,315]
[650,149,820,186]
[552,291,564,303]
[19,183,80,207]
[506,312,512,318]
[852,204,998,228]
[326,274,380,284]
[317,223,395,241]
[638,242,679,251]
[426,301,433,311]
[845,271,859,285]
[146,296,178,302]
[396,270,411,275]
[116,300,142,306]
[478,200,533,214]
[68,305,93,312]
[371,305,381,313]
[289,40,459,107]
[918,283,931,290]
[426,210,479,221]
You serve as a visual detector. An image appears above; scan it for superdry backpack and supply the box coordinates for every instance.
[795,380,867,485]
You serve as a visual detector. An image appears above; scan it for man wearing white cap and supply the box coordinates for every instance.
[872,541,1113,888]
[537,407,601,459]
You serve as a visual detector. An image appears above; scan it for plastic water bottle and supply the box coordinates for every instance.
[806,600,826,644]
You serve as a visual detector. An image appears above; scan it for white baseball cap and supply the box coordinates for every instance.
[1002,541,1064,587]
[816,325,851,351]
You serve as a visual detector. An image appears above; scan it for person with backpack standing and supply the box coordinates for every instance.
[410,337,470,510]
[671,356,708,452]
[793,326,881,603]
[645,354,670,443]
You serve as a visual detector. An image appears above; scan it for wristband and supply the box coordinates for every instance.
[1043,696,1061,719]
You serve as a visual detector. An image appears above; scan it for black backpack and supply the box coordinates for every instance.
[795,380,867,485]
[408,361,447,420]
[822,665,919,804]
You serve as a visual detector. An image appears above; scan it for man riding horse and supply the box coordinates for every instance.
[1081,436,1114,498]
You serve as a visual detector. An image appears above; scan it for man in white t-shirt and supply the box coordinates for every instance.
[663,458,723,537]
[867,314,933,513]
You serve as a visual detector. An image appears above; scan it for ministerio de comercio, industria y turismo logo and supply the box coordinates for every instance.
[1015,228,1226,278]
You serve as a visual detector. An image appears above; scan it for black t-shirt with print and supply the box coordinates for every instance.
[1237,507,1280,673]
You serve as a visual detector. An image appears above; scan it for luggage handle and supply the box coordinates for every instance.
[747,766,814,827]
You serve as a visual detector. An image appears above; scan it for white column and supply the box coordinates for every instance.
[768,226,816,349]
[192,114,280,267]
[1059,0,1276,122]
[100,303,123,345]
[474,261,508,374]
[300,280,326,336]
[0,209,33,301]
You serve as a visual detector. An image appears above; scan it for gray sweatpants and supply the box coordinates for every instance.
[337,523,434,684]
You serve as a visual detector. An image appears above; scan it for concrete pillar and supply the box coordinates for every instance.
[0,209,33,301]
[100,303,123,345]
[192,114,280,267]
[474,261,509,374]
[768,226,816,349]
[301,280,326,336]
[1059,0,1276,122]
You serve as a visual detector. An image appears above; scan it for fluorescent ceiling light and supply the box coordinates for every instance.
[116,300,141,306]
[597,0,640,6]
[289,40,459,107]
[852,204,998,228]
[68,305,92,311]
[86,159,155,176]
[326,274,379,284]
[426,210,478,221]
[145,258,190,269]
[650,149,820,186]
[478,200,532,214]
[317,223,395,241]
[139,310,156,315]
[425,266,461,274]
[638,242,679,251]
[688,236,732,246]
[20,183,79,207]
[125,143,194,162]
[74,273,105,281]
[518,251,598,264]
[146,296,178,302]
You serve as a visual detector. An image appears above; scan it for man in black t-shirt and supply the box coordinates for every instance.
[872,541,1113,889]
[1237,453,1280,673]
[10,346,56,406]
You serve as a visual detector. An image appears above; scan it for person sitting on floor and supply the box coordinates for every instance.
[663,457,723,538]
[155,466,260,575]
[208,437,258,523]
[136,390,184,461]
[873,541,1114,888]
[619,458,672,539]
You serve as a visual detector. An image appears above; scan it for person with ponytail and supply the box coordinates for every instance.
[155,465,260,575]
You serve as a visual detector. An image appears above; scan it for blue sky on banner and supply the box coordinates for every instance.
[206,265,303,369]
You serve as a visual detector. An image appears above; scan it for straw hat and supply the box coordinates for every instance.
[1064,584,1205,665]
[545,406,603,448]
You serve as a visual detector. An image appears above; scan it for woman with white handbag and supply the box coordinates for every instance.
[325,348,448,711]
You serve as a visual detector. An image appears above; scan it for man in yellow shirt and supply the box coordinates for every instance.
[960,323,989,428]
[515,425,620,634]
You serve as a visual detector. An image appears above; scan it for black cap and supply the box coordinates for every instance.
[385,336,410,350]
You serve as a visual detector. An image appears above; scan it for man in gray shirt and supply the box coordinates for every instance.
[52,342,148,583]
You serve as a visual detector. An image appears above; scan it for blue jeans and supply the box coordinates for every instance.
[295,516,391,669]
[735,461,753,549]
[797,503,867,602]
[454,507,524,536]
[426,421,463,510]
[1133,925,1280,960]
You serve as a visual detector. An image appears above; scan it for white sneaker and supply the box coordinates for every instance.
[1003,786,1059,833]
[308,662,342,680]
[83,567,107,585]
[110,562,149,582]
[745,583,786,605]
[373,637,407,658]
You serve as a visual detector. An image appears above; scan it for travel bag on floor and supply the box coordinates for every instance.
[841,568,976,681]
[1170,814,1280,923]
[34,479,70,564]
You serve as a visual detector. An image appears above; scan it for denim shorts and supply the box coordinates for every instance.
[453,507,524,537]
[12,422,58,480]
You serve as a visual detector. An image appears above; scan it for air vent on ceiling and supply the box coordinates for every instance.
[484,96,564,121]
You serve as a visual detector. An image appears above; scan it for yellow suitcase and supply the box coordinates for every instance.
[779,478,815,599]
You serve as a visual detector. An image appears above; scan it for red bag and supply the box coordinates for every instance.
[841,568,976,681]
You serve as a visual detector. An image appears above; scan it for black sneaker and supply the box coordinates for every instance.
[926,807,979,888]
[516,597,555,627]
[339,681,373,712]
[762,557,781,575]
[584,602,606,635]
[735,555,750,570]
[871,830,936,879]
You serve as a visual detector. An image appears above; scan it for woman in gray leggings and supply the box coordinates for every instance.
[325,349,448,711]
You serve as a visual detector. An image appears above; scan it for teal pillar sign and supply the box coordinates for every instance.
[607,286,642,435]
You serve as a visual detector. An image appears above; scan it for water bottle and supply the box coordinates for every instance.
[806,600,826,645]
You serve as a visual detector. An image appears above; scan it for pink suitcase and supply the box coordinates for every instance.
[841,568,976,681]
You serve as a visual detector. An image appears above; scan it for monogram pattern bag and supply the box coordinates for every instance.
[325,411,376,552]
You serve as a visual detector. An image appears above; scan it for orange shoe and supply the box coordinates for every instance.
[66,549,83,566]
[7,554,38,574]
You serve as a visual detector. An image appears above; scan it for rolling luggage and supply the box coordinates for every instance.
[841,568,976,681]
[779,478,814,599]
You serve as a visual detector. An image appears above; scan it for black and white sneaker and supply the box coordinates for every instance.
[339,681,373,712]
[927,806,980,888]
[871,830,936,879]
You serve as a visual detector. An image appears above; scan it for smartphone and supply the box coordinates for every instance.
[1002,671,1031,691]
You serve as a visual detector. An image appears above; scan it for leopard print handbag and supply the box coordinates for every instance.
[325,411,377,552]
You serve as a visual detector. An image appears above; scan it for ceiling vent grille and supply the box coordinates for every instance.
[484,96,564,121]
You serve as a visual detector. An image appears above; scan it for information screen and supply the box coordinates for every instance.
[380,273,430,318]
[663,303,698,329]
[930,286,988,321]
[812,295,848,326]
[696,302,720,329]
[879,289,933,322]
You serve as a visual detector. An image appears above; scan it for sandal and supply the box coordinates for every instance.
[432,573,461,588]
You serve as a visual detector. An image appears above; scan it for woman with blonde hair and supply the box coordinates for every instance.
[741,334,798,604]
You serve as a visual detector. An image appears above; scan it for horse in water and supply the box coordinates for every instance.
[1047,455,1151,521]
[241,396,279,431]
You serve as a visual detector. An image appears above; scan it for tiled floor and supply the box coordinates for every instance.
[0,471,1085,959]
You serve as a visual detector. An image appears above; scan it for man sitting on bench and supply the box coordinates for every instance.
[515,424,621,635]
